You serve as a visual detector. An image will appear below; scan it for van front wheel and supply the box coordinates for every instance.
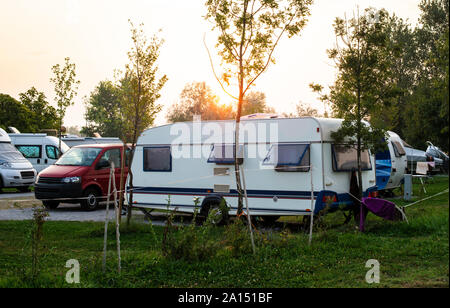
[81,188,100,211]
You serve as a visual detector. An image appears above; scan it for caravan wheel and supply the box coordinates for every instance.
[201,201,229,226]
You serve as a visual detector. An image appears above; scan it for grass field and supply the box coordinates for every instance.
[0,176,448,288]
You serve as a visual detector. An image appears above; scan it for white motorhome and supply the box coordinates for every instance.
[127,117,377,220]
[375,131,408,192]
[0,128,36,192]
[9,133,70,174]
[62,136,122,148]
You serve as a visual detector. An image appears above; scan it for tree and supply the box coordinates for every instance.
[205,0,313,214]
[379,14,416,137]
[241,91,275,116]
[403,0,449,151]
[311,8,400,222]
[50,57,80,153]
[81,80,124,138]
[166,81,234,122]
[0,94,31,132]
[120,21,168,225]
[18,87,59,132]
[294,101,319,117]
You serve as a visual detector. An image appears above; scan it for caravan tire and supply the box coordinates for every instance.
[201,201,229,226]
[0,176,3,193]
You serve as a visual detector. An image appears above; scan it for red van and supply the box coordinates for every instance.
[34,144,129,211]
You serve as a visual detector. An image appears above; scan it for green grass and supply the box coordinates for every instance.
[0,176,448,288]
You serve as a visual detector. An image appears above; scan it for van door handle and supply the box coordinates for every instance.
[37,159,40,164]
[45,159,48,164]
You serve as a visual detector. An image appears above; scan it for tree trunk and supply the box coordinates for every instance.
[58,113,62,156]
[234,91,244,215]
[126,132,137,226]
[235,0,248,215]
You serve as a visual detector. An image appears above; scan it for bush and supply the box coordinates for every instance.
[162,209,221,261]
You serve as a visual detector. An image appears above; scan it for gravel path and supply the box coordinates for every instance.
[0,203,146,222]
[0,203,187,227]
[0,192,34,199]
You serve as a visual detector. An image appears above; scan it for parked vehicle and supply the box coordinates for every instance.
[62,136,122,148]
[426,141,449,173]
[401,140,443,174]
[375,131,407,193]
[9,133,70,173]
[0,128,36,192]
[34,144,129,210]
[127,117,378,222]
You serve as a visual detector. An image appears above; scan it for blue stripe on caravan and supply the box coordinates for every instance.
[133,202,311,213]
[130,186,319,200]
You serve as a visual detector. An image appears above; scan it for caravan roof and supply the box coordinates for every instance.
[138,117,360,145]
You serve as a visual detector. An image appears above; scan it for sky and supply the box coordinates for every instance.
[0,0,422,131]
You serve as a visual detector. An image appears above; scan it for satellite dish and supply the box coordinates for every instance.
[7,127,20,134]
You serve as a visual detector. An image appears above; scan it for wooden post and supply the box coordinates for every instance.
[240,165,256,254]
[102,162,114,272]
[118,143,126,223]
[309,164,314,245]
[111,166,121,273]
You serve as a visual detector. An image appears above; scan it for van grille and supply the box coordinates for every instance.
[38,177,62,184]
[21,171,35,179]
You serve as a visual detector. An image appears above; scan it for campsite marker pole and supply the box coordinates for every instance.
[102,163,114,272]
[309,164,314,245]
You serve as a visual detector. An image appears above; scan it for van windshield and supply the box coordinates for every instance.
[0,142,27,162]
[56,147,102,166]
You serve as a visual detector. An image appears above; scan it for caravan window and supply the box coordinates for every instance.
[332,144,372,171]
[143,146,172,172]
[262,144,310,172]
[391,141,406,157]
[16,145,41,159]
[207,144,244,164]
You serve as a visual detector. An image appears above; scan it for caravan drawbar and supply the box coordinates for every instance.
[127,117,378,218]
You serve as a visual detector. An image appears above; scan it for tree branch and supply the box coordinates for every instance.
[203,34,239,101]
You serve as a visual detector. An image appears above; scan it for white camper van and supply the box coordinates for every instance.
[0,128,36,192]
[375,131,408,192]
[9,133,70,173]
[127,117,377,220]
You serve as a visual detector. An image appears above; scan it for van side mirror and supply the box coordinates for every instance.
[96,160,110,170]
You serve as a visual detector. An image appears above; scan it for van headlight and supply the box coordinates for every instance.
[62,177,81,184]
[0,161,12,169]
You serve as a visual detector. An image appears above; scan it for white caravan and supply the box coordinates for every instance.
[127,117,377,219]
[62,136,122,148]
[9,133,70,174]
[0,128,36,192]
